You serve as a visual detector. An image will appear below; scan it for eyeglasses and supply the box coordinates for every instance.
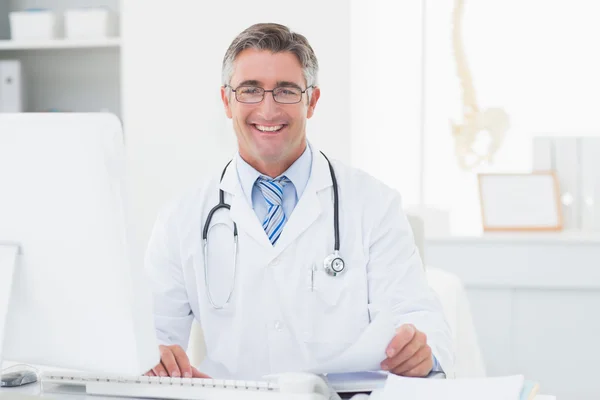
[224,84,314,104]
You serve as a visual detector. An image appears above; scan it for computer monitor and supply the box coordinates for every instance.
[0,113,159,376]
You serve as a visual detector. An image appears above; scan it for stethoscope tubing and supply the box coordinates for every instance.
[203,152,340,309]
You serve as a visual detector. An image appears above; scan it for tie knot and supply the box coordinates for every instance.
[256,175,290,207]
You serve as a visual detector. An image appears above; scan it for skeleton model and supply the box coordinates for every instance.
[451,0,510,170]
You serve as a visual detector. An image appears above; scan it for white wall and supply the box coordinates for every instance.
[122,1,351,259]
[350,1,424,207]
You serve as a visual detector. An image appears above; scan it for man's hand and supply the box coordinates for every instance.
[380,324,433,377]
[145,345,210,378]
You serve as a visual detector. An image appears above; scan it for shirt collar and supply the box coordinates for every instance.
[236,142,313,207]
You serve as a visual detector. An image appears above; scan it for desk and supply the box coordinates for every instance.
[0,381,556,399]
[0,383,556,400]
[426,231,600,400]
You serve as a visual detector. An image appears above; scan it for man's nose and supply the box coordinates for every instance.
[257,92,279,117]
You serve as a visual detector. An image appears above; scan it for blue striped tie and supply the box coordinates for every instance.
[256,175,290,245]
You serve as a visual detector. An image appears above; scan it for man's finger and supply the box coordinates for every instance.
[391,345,432,376]
[145,370,156,377]
[383,330,427,369]
[402,356,434,377]
[160,347,181,377]
[170,345,192,378]
[152,362,168,377]
[191,367,212,379]
[385,324,416,358]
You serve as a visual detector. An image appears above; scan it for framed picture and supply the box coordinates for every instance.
[478,172,563,232]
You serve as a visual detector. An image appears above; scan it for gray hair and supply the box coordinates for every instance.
[222,23,319,91]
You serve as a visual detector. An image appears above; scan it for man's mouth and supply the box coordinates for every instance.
[251,124,287,133]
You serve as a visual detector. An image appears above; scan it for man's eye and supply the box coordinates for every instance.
[277,88,300,96]
[240,87,261,94]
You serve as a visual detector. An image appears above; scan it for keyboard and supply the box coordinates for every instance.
[41,371,336,400]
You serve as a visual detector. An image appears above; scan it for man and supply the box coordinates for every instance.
[145,23,453,380]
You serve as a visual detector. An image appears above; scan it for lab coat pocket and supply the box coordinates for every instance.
[302,267,367,347]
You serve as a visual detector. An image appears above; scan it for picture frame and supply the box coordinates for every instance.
[478,172,563,232]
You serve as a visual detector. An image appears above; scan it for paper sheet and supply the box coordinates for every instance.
[307,309,397,374]
[382,374,524,400]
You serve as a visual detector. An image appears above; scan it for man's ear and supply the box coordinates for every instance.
[306,86,321,119]
[221,86,233,119]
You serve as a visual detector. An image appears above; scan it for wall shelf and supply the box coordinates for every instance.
[0,0,121,116]
[0,38,121,51]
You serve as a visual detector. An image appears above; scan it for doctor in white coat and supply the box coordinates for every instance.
[145,23,453,380]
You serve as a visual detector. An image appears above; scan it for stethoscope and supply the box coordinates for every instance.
[202,151,345,309]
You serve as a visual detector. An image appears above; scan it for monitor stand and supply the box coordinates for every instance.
[0,243,35,387]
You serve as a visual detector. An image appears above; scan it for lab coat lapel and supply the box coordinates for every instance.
[219,158,273,250]
[273,150,333,254]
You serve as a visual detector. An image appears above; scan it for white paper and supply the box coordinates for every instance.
[307,310,397,374]
[381,374,524,400]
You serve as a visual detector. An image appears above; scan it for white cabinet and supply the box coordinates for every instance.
[426,232,600,400]
[0,0,121,117]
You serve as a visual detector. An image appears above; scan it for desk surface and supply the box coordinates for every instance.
[0,382,556,400]
[1,382,104,399]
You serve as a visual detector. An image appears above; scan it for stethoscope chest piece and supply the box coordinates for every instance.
[323,250,345,277]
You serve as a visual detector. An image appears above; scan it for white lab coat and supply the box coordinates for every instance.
[145,148,454,379]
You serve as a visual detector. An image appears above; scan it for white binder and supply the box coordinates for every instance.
[581,138,600,232]
[533,136,600,232]
[0,60,24,113]
[553,137,580,230]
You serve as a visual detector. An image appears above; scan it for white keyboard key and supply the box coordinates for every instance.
[138,376,150,383]
[192,378,208,387]
[211,379,224,388]
[245,380,258,390]
[225,379,236,388]
[180,377,192,386]
[160,376,172,385]
[257,381,270,390]
[148,376,161,384]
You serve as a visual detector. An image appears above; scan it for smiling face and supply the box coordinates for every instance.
[221,48,320,176]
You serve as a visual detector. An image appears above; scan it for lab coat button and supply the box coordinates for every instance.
[269,258,280,267]
[274,321,283,331]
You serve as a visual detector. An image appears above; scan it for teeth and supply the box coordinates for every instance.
[255,124,283,132]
